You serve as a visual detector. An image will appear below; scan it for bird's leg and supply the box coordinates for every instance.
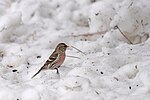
[55,68,59,75]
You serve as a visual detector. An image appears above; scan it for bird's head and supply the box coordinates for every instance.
[55,43,69,52]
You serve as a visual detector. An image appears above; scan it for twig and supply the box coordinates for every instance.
[70,45,86,55]
[70,31,107,37]
[0,27,6,32]
[128,2,133,8]
[65,31,107,41]
[114,25,133,44]
[66,55,81,59]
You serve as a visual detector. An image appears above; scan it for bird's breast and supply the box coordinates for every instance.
[60,53,66,63]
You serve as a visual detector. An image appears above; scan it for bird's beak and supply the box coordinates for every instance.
[66,45,69,47]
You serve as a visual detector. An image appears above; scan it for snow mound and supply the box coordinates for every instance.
[0,0,150,100]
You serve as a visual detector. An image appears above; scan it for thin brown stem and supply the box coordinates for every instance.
[0,27,6,32]
[114,26,133,44]
[70,45,86,55]
[66,55,81,59]
[128,2,133,8]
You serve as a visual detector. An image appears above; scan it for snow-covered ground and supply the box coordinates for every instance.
[0,0,150,100]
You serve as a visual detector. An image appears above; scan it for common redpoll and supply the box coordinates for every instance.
[32,43,68,78]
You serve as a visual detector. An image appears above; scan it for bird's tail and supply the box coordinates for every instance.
[31,67,43,78]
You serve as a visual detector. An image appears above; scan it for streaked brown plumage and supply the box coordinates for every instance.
[32,43,68,78]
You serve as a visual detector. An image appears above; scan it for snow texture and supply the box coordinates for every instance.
[0,0,150,100]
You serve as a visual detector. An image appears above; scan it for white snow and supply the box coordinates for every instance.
[21,88,40,100]
[0,0,150,100]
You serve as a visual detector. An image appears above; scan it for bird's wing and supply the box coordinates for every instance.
[49,52,59,63]
[43,52,59,69]
[31,52,59,78]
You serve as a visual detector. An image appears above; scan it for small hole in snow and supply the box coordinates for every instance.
[107,41,110,44]
[129,86,131,89]
[135,65,137,69]
[137,85,139,87]
[37,56,41,58]
[12,69,17,72]
[101,72,103,74]
[96,69,98,71]
[145,23,148,25]
[31,12,35,17]
[7,65,13,68]
[95,13,99,16]
[57,4,60,8]
[91,0,96,3]
[27,62,30,65]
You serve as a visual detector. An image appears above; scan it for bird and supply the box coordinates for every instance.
[32,43,68,78]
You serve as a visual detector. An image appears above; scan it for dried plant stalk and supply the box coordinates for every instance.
[65,31,107,41]
[114,25,133,44]
[70,45,86,55]
[71,31,107,37]
[66,55,81,59]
